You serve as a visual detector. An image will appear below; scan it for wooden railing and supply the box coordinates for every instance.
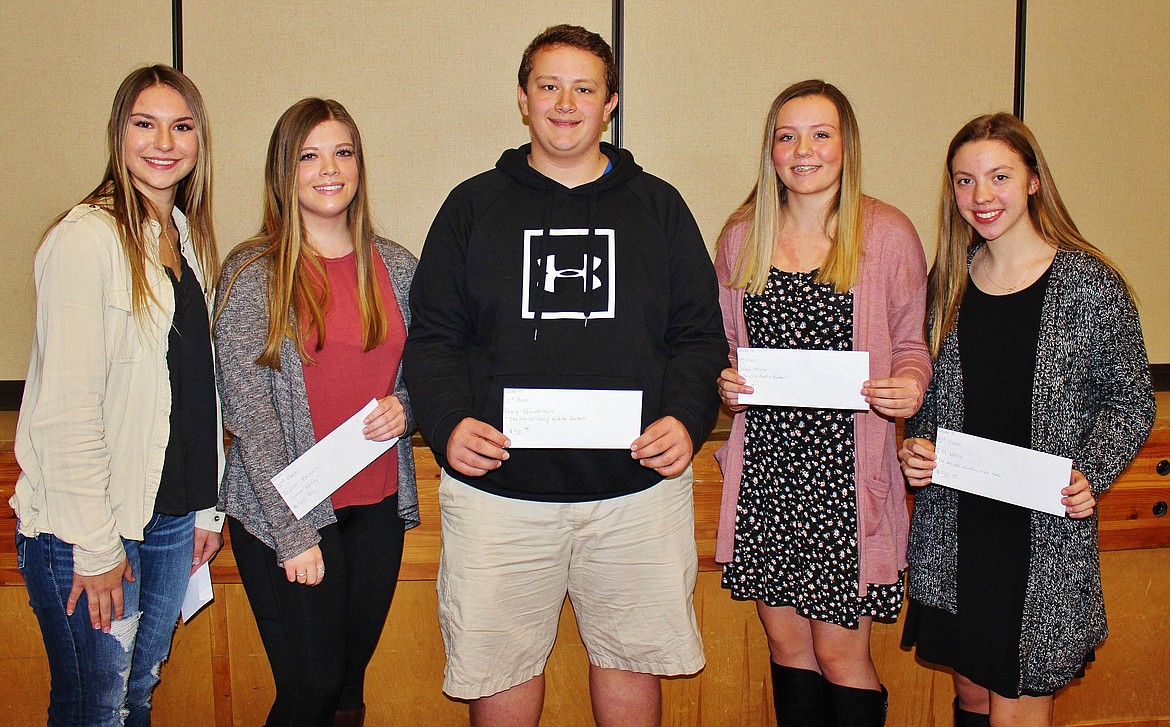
[1,404,1168,726]
[4,410,1168,584]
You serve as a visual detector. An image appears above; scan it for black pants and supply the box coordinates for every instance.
[230,495,405,727]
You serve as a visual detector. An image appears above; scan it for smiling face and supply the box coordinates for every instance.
[123,84,198,213]
[950,138,1040,243]
[770,94,843,204]
[518,44,618,174]
[296,119,358,234]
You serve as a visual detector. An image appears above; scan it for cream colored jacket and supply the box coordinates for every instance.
[11,204,224,576]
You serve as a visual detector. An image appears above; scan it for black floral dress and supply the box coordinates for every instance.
[721,267,903,628]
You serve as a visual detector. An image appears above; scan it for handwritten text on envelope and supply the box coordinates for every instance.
[272,399,398,519]
[736,348,869,410]
[932,428,1071,516]
[503,388,642,449]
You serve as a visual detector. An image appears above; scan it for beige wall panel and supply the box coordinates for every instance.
[0,1,172,378]
[622,1,1016,259]
[1026,1,1170,362]
[184,2,610,262]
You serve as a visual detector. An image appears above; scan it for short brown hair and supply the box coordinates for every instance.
[518,24,618,101]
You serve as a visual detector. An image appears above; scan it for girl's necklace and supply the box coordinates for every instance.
[159,222,181,276]
[979,255,1029,293]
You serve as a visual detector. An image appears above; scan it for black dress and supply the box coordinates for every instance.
[721,267,903,628]
[902,267,1055,698]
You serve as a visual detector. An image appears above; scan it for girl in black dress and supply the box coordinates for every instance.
[899,114,1154,727]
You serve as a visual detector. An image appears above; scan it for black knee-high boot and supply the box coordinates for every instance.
[770,663,825,726]
[953,697,990,727]
[822,681,887,727]
[332,705,365,726]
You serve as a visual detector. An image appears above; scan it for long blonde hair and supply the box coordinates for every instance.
[218,98,386,369]
[926,113,1133,357]
[56,65,217,314]
[719,80,864,295]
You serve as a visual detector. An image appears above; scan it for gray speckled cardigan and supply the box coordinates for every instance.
[906,247,1155,694]
[213,237,420,564]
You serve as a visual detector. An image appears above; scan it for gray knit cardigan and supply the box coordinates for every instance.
[906,248,1155,694]
[213,237,420,564]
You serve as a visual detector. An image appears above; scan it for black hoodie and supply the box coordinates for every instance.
[403,143,726,501]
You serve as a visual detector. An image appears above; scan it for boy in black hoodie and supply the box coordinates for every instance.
[403,25,726,726]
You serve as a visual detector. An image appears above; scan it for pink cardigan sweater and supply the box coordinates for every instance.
[713,198,931,595]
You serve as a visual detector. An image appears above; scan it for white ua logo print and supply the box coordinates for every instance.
[521,228,616,320]
[543,254,603,293]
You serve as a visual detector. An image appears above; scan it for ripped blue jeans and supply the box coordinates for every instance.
[18,512,195,727]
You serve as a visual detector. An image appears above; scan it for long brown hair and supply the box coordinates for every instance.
[218,98,386,369]
[718,80,864,295]
[58,65,217,314]
[926,112,1133,356]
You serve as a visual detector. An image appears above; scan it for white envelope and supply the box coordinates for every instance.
[736,348,869,410]
[272,399,398,519]
[180,562,213,623]
[932,428,1072,516]
[503,388,642,449]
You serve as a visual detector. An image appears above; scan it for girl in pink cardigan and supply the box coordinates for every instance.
[714,80,931,726]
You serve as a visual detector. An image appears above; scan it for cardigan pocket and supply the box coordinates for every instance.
[858,474,892,538]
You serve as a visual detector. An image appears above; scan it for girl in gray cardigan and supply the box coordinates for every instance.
[898,113,1154,727]
[214,99,418,727]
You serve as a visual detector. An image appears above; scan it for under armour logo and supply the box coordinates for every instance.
[521,228,616,320]
[541,254,603,294]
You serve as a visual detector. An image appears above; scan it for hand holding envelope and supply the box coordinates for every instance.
[460,389,687,478]
[630,415,693,478]
[446,418,511,478]
[734,348,870,410]
[727,348,922,416]
[180,562,213,623]
[503,388,642,448]
[272,400,399,519]
[906,428,1094,518]
[859,376,924,418]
